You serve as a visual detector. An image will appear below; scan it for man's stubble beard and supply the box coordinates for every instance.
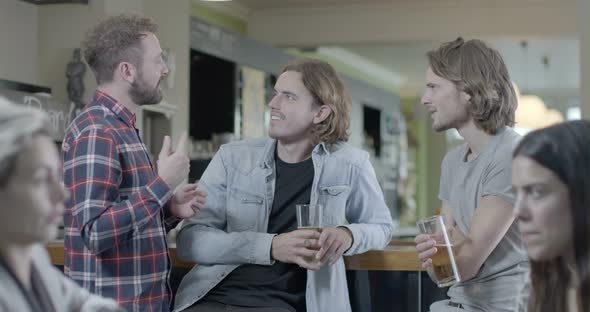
[129,71,163,106]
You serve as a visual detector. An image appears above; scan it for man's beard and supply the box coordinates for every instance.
[129,71,163,106]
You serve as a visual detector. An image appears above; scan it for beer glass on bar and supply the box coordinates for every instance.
[296,204,323,263]
[417,215,461,287]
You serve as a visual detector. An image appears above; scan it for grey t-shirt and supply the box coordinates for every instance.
[437,127,529,311]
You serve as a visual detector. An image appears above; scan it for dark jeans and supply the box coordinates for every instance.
[183,301,293,312]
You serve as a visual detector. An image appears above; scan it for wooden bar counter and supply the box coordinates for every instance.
[46,240,422,272]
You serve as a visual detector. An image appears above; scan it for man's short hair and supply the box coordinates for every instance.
[427,37,517,134]
[281,58,351,144]
[82,14,158,85]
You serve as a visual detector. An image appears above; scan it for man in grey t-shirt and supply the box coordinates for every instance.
[415,37,530,311]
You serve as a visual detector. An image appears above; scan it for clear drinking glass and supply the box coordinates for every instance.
[296,204,323,263]
[417,215,461,287]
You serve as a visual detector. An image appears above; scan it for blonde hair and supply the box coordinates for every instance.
[0,97,51,186]
[427,37,517,134]
[281,58,351,144]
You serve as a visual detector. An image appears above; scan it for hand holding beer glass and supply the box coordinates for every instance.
[296,204,323,263]
[416,215,461,287]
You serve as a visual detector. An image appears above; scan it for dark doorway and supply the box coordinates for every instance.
[189,49,236,140]
[363,105,381,157]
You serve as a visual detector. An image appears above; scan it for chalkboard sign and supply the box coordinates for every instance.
[0,88,71,142]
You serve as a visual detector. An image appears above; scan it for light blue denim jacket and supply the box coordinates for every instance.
[173,138,393,312]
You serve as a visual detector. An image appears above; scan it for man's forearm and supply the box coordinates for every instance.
[176,226,275,265]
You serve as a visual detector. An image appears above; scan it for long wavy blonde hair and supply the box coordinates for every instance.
[427,37,517,134]
[281,58,351,145]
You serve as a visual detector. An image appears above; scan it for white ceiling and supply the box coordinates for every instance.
[234,0,403,9]
[343,37,580,99]
[235,0,566,9]
[226,0,580,107]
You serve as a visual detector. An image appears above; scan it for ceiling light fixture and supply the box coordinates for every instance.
[514,40,563,133]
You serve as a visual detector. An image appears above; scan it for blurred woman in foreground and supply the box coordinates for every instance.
[512,120,590,312]
[0,97,121,311]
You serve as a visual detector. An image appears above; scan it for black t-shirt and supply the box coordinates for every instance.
[203,155,314,312]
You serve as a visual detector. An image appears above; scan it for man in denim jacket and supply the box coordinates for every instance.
[174,59,394,312]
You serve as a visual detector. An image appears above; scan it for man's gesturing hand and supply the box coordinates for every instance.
[157,132,190,190]
[169,183,207,219]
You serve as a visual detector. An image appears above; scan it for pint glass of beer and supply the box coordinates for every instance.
[296,204,323,263]
[417,215,461,287]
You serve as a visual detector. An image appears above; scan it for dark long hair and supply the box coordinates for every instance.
[513,120,590,312]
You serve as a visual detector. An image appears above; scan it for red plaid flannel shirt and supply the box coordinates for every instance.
[62,91,179,312]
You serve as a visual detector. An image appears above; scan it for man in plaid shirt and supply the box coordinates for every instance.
[62,15,206,312]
